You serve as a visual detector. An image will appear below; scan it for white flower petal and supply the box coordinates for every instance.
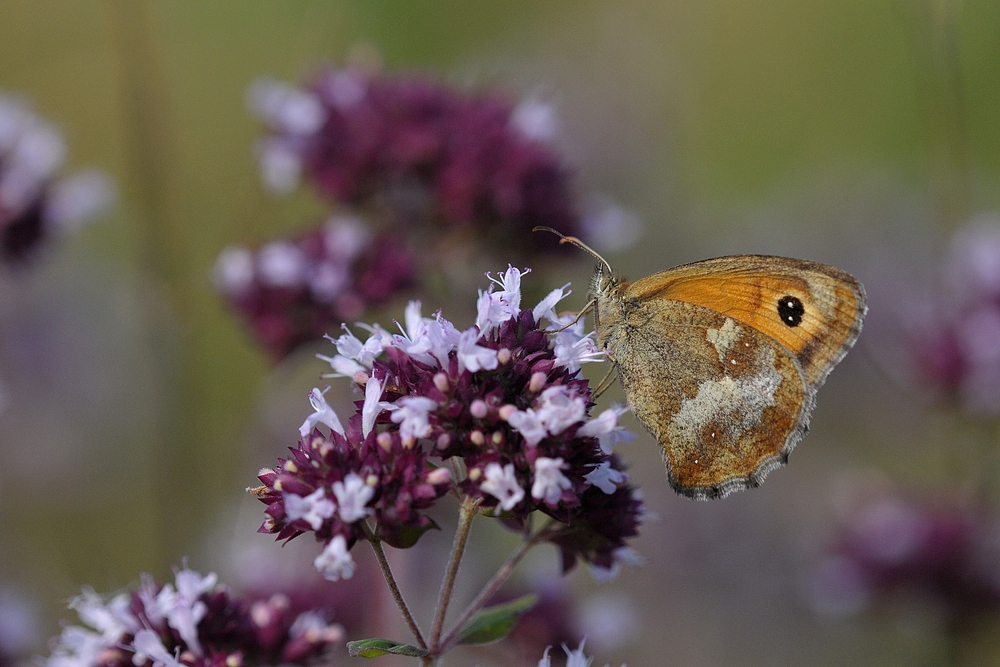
[583,461,626,494]
[132,630,183,667]
[300,387,346,438]
[507,408,547,447]
[213,246,255,295]
[387,396,438,442]
[332,473,375,523]
[256,138,303,194]
[44,170,116,232]
[247,78,326,134]
[257,241,305,287]
[480,463,525,512]
[456,328,499,373]
[284,488,336,530]
[362,375,385,437]
[314,535,356,581]
[577,405,629,438]
[531,457,572,505]
[562,638,595,667]
[511,96,560,144]
[535,385,586,435]
[532,284,571,323]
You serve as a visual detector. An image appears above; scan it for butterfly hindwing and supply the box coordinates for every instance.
[606,298,811,499]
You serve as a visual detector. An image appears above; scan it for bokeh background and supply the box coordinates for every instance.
[2,1,1000,665]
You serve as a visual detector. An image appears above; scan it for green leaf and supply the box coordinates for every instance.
[380,515,439,549]
[346,638,429,658]
[455,593,539,646]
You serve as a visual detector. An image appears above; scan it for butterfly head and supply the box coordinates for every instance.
[590,262,626,301]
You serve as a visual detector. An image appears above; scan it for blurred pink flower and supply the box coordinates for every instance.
[909,215,1000,413]
[808,489,1000,625]
[214,216,415,358]
[0,92,114,264]
[249,70,583,254]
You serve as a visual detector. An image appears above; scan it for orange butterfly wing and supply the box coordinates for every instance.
[623,255,866,389]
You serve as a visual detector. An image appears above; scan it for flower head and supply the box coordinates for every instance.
[255,267,643,573]
[0,91,114,264]
[909,215,1000,413]
[809,489,1000,623]
[214,216,415,358]
[249,71,584,254]
[45,566,343,667]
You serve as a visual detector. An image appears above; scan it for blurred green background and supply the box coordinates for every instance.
[1,1,998,665]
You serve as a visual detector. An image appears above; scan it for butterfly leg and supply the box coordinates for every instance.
[591,361,618,399]
[541,297,596,334]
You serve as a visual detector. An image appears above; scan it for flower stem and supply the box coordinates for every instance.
[438,530,541,654]
[364,524,426,649]
[429,497,479,652]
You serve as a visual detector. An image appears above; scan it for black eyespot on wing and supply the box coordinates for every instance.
[777,295,804,327]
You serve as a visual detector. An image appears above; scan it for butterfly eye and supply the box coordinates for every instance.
[777,295,805,327]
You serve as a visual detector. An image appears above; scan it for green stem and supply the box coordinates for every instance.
[437,531,541,654]
[429,497,478,652]
[364,524,426,649]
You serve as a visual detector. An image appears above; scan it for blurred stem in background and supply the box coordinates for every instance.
[106,0,192,574]
[908,0,970,233]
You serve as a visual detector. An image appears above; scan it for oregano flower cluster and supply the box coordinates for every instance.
[810,491,1000,623]
[0,91,114,264]
[214,216,415,357]
[910,217,1000,414]
[247,70,580,252]
[45,567,343,667]
[255,267,643,579]
[219,68,641,359]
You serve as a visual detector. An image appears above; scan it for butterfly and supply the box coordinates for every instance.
[536,228,867,500]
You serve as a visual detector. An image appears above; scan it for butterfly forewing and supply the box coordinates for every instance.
[623,256,867,389]
[593,253,866,499]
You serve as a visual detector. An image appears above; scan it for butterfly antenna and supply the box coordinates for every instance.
[532,226,613,275]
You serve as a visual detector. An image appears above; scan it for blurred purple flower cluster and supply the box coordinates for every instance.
[0,91,114,264]
[218,67,641,359]
[911,215,1000,413]
[809,491,1000,624]
[0,587,38,667]
[254,267,643,580]
[45,566,344,667]
[248,70,579,251]
[214,216,414,358]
